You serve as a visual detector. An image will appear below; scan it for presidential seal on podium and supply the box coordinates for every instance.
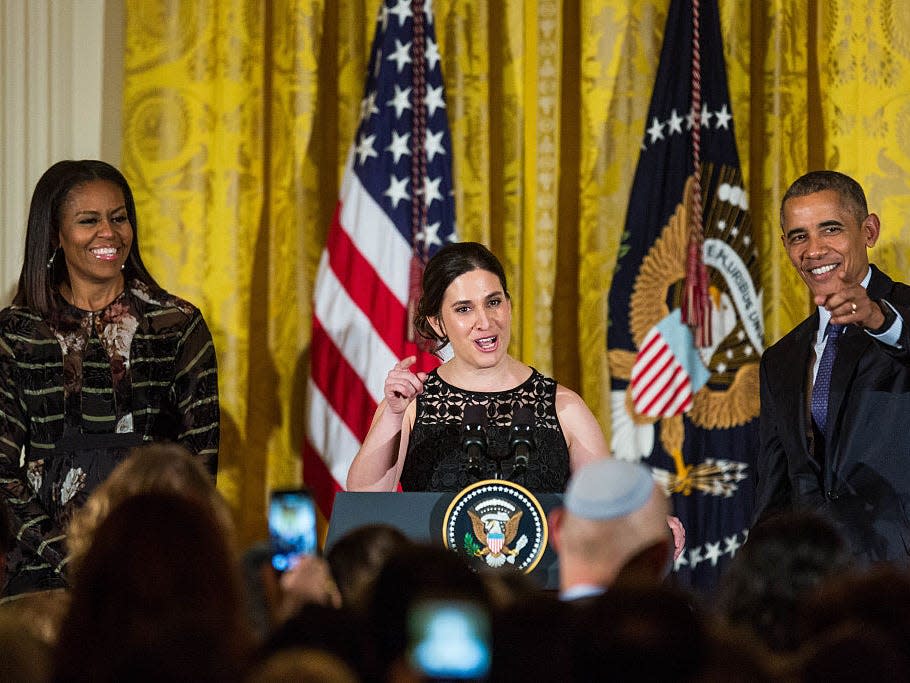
[442,480,548,574]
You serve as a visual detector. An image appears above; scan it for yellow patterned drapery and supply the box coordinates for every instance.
[122,0,910,545]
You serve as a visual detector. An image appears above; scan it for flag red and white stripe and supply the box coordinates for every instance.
[629,310,711,419]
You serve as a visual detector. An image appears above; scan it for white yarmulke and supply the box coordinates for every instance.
[564,458,654,520]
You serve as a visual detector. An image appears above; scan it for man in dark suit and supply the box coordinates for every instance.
[755,170,910,565]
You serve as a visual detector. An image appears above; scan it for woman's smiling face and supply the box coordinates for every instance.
[430,268,512,369]
[57,179,133,290]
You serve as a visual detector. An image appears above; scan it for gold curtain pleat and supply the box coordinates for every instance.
[122,0,910,545]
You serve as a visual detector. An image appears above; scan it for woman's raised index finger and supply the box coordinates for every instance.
[397,355,418,370]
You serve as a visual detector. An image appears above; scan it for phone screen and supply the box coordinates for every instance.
[407,599,491,680]
[268,488,317,571]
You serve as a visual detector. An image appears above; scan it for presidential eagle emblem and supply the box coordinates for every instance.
[443,480,547,574]
[608,168,760,498]
[466,503,528,568]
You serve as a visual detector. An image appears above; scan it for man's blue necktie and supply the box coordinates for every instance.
[811,323,845,434]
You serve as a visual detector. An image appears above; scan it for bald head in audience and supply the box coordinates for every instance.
[550,458,672,597]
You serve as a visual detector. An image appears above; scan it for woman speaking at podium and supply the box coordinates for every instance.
[347,242,608,494]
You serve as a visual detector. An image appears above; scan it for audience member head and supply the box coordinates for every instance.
[796,563,910,655]
[571,583,707,682]
[54,492,252,682]
[0,611,52,683]
[365,543,491,681]
[258,603,369,680]
[550,458,671,593]
[246,647,359,683]
[414,241,510,352]
[479,566,542,610]
[714,509,852,652]
[791,621,910,683]
[699,620,779,683]
[490,591,574,682]
[14,159,160,316]
[325,523,411,610]
[65,441,234,577]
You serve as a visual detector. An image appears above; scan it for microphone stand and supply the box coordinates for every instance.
[507,407,535,480]
[461,405,488,481]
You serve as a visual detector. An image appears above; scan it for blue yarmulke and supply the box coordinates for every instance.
[564,458,654,520]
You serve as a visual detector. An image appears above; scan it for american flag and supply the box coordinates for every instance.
[304,0,457,518]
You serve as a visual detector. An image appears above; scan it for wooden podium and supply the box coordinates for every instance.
[326,491,563,589]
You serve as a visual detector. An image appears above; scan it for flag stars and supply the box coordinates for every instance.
[688,546,705,569]
[675,531,749,573]
[426,37,441,71]
[724,534,742,558]
[360,91,379,122]
[354,133,378,165]
[425,84,446,117]
[388,0,412,27]
[425,129,446,161]
[666,108,684,135]
[384,174,410,208]
[423,175,443,206]
[700,103,713,128]
[703,542,723,566]
[714,103,732,129]
[416,221,443,249]
[387,39,412,73]
[385,130,411,164]
[674,551,688,572]
[647,116,665,143]
[645,102,734,149]
[387,84,412,118]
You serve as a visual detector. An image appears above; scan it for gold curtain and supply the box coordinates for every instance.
[122,0,910,545]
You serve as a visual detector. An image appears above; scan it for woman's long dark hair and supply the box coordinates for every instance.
[413,242,510,352]
[13,159,161,316]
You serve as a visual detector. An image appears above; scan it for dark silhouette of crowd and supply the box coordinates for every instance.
[1,447,909,682]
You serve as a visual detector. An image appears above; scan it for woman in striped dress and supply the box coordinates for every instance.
[0,160,220,596]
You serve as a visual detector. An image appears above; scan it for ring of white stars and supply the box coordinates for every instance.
[643,103,734,150]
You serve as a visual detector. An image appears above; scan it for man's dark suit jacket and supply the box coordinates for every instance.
[755,264,910,564]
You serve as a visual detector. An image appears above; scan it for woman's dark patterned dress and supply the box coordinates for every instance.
[0,279,219,594]
[401,368,570,492]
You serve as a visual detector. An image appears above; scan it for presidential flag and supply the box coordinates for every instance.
[606,0,761,591]
[304,0,457,518]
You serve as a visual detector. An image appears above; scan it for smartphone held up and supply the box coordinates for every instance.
[268,488,318,572]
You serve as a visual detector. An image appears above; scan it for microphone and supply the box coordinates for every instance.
[461,404,488,480]
[508,406,535,479]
